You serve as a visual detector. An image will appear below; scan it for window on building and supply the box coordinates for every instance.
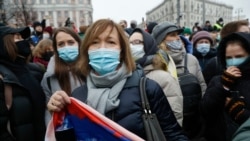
[79,11,83,17]
[64,0,67,4]
[64,11,68,17]
[79,0,83,3]
[49,11,53,18]
[56,0,60,3]
[57,11,61,17]
[47,0,52,4]
[184,1,186,11]
[41,11,45,18]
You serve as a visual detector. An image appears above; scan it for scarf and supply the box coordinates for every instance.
[86,63,132,114]
[167,47,185,65]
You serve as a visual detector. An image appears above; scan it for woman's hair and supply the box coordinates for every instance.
[77,19,136,77]
[52,27,84,95]
[32,39,53,58]
[220,20,249,39]
[3,34,18,61]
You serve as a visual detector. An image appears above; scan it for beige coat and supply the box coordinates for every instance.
[144,64,183,126]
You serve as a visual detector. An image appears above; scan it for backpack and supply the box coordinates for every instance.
[177,54,204,139]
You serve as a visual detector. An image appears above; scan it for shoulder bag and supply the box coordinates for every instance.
[139,77,167,141]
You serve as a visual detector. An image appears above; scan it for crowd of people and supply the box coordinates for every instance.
[0,16,250,141]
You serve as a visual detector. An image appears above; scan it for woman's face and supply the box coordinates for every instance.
[196,39,211,47]
[56,32,79,49]
[164,31,180,42]
[129,32,143,45]
[226,42,249,59]
[88,26,121,51]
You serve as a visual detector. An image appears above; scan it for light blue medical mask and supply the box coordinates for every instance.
[58,46,79,62]
[166,40,183,50]
[226,57,248,68]
[88,48,120,75]
[196,43,210,55]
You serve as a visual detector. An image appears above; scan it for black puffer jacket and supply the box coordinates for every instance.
[72,68,189,141]
[0,65,34,141]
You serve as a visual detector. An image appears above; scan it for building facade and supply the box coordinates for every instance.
[146,0,233,28]
[6,0,93,28]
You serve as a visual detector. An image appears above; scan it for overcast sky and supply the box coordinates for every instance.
[91,0,250,24]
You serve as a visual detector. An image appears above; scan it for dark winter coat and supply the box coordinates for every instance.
[72,68,189,141]
[193,47,217,71]
[0,26,46,141]
[201,32,250,141]
[202,56,223,85]
[0,65,40,141]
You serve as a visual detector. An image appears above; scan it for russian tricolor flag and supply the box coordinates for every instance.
[45,97,144,141]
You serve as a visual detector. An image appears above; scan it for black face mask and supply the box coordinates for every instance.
[15,40,31,58]
[42,51,54,61]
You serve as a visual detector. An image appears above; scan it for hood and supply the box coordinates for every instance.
[218,32,250,68]
[131,28,158,67]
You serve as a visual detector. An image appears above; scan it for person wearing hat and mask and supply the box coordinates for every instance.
[213,17,224,32]
[151,21,207,95]
[43,26,53,40]
[201,32,250,141]
[30,19,46,47]
[192,31,217,70]
[0,26,46,141]
[152,21,207,140]
[129,28,184,126]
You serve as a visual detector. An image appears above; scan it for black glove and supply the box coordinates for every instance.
[221,70,238,89]
[225,97,250,124]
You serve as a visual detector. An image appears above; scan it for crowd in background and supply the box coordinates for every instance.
[0,15,250,141]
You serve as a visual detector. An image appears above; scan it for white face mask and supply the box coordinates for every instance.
[196,43,210,55]
[130,44,145,60]
[43,34,50,39]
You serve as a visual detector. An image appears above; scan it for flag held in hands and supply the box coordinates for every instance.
[45,97,144,141]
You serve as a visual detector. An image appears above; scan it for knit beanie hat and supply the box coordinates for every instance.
[147,22,158,34]
[151,21,183,45]
[43,26,53,36]
[183,27,192,35]
[192,31,213,47]
[33,21,42,29]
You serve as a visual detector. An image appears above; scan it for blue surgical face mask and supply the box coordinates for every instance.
[196,43,210,55]
[88,48,120,75]
[226,57,248,68]
[166,40,183,50]
[58,46,79,62]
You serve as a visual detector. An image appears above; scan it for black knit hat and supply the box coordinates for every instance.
[33,21,42,28]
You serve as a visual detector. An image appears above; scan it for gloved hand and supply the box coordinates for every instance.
[221,66,241,89]
[225,97,250,124]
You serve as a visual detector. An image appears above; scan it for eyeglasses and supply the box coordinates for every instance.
[130,39,144,45]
